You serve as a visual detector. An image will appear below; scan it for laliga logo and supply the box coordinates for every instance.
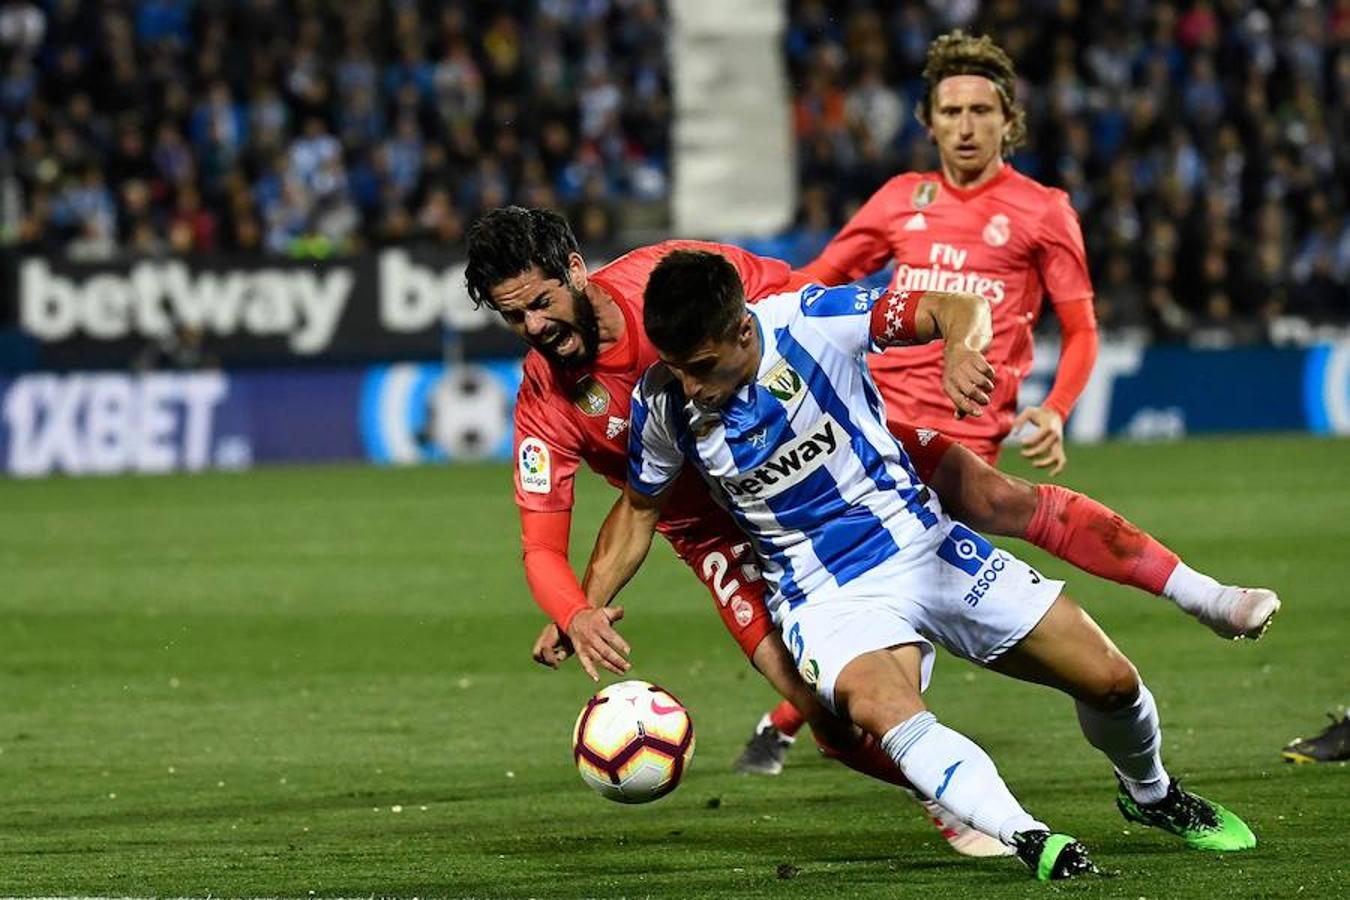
[520,442,546,475]
[983,214,1011,247]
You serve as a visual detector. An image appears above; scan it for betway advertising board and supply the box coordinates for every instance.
[4,249,522,368]
[2,342,1348,478]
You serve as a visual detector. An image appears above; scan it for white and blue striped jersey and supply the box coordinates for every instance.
[628,284,942,615]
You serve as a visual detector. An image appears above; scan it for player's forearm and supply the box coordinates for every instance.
[520,508,589,631]
[926,291,992,352]
[1043,327,1098,419]
[870,289,991,350]
[581,490,662,609]
[1043,300,1099,419]
[523,545,589,631]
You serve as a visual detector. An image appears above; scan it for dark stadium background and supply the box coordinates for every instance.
[1,0,1346,473]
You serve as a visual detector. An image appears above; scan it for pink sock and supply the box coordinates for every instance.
[1024,484,1179,595]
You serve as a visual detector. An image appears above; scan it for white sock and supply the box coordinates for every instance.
[881,711,1046,844]
[1163,562,1225,615]
[1075,683,1170,805]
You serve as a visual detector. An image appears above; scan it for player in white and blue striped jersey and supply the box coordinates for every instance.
[576,250,1258,881]
[628,277,960,622]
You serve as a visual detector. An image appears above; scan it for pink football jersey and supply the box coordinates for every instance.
[810,167,1093,447]
[511,240,805,552]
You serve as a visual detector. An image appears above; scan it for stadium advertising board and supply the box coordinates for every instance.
[357,360,522,465]
[1,371,239,477]
[1,249,523,369]
[0,362,520,478]
[1,343,1345,478]
[1019,342,1320,442]
[1303,343,1350,436]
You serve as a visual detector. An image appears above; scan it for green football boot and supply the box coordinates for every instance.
[1011,830,1103,881]
[1116,777,1256,851]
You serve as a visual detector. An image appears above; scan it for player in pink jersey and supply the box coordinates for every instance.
[467,205,1277,855]
[804,30,1090,472]
[736,31,1279,776]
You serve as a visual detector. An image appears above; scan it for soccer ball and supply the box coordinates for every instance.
[572,680,695,803]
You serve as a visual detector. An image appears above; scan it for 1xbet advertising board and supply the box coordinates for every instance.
[0,362,521,478]
[0,369,365,477]
[2,342,1346,478]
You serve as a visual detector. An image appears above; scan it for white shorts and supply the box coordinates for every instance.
[776,520,1063,713]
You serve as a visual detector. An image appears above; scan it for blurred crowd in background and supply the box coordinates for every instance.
[789,0,1349,339]
[1,1,1347,343]
[0,0,668,258]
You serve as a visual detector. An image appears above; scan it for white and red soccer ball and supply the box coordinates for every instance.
[572,680,695,803]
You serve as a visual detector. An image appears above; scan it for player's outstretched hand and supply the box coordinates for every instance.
[943,346,996,419]
[1013,405,1067,475]
[567,606,631,682]
[531,622,574,669]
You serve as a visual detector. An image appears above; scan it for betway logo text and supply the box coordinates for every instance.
[893,242,1006,303]
[722,416,841,499]
[21,259,353,353]
[18,251,499,353]
[3,372,228,477]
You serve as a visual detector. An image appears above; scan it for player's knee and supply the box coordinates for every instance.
[839,688,926,738]
[1081,654,1141,712]
[976,471,1038,535]
[950,456,1036,536]
[807,716,858,754]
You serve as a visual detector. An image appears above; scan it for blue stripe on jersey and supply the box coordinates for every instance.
[799,283,880,318]
[777,328,939,532]
[730,511,807,610]
[857,358,929,490]
[627,385,667,496]
[782,507,900,608]
[717,387,814,609]
[712,344,898,603]
[667,384,700,464]
[721,384,794,467]
[661,379,716,499]
[711,488,800,605]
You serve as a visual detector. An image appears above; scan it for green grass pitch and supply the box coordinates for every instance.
[2,435,1347,897]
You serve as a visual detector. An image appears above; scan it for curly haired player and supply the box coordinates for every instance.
[736,31,1279,775]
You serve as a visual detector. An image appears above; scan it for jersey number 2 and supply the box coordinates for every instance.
[702,542,762,607]
[701,552,740,607]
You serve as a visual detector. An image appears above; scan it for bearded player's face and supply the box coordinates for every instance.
[489,255,600,368]
[929,76,1009,181]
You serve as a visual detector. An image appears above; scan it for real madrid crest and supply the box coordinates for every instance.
[572,376,610,416]
[983,213,1011,247]
[912,181,938,210]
